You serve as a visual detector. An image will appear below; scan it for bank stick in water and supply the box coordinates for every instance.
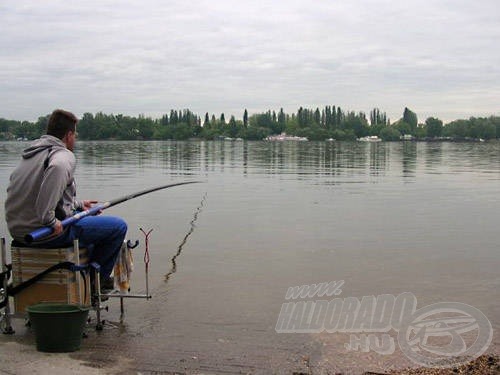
[25,181,201,244]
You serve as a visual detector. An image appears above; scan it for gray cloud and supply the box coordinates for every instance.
[0,0,499,123]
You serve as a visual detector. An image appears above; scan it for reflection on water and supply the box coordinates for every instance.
[401,142,417,178]
[71,140,499,183]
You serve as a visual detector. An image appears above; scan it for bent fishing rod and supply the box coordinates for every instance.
[25,181,201,244]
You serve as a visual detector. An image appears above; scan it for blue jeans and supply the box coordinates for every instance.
[38,216,127,278]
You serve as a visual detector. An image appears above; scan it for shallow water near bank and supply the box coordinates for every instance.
[1,140,499,373]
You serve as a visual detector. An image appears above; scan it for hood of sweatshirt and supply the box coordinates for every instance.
[22,135,67,159]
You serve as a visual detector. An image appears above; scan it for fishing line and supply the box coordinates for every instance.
[165,192,207,282]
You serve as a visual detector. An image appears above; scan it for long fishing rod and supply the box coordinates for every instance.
[25,181,201,244]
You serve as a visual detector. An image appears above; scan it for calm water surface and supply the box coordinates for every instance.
[1,140,498,373]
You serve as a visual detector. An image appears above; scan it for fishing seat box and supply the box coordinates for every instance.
[10,244,90,313]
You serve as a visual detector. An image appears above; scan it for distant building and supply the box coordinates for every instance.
[400,134,414,141]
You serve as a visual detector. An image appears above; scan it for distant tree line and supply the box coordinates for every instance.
[1,106,499,141]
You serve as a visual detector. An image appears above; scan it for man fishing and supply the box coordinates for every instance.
[5,109,127,291]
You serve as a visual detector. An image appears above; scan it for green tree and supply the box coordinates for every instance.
[379,126,401,141]
[370,108,387,126]
[403,107,418,134]
[469,117,496,139]
[491,116,500,137]
[314,108,321,126]
[343,111,369,137]
[249,112,275,132]
[2,109,497,142]
[204,113,210,127]
[444,119,468,138]
[160,114,169,126]
[34,115,49,136]
[228,115,238,138]
[425,117,443,138]
[243,109,248,128]
[241,126,270,140]
[336,107,344,128]
[285,116,299,135]
[78,113,96,139]
[277,108,286,133]
[394,120,412,136]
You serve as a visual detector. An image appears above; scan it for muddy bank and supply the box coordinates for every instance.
[387,354,499,375]
[1,313,498,375]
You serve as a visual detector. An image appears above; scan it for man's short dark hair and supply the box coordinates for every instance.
[46,109,78,139]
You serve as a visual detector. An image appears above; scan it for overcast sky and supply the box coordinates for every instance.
[1,0,499,123]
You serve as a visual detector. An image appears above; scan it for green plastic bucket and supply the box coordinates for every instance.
[26,303,89,352]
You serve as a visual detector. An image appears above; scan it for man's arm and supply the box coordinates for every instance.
[35,151,75,227]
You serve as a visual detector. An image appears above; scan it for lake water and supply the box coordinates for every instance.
[1,140,499,373]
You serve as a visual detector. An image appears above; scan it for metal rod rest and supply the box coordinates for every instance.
[1,238,14,334]
[102,292,151,299]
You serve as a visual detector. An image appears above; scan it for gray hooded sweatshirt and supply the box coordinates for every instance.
[5,135,83,242]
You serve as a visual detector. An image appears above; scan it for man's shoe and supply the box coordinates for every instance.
[99,275,115,294]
